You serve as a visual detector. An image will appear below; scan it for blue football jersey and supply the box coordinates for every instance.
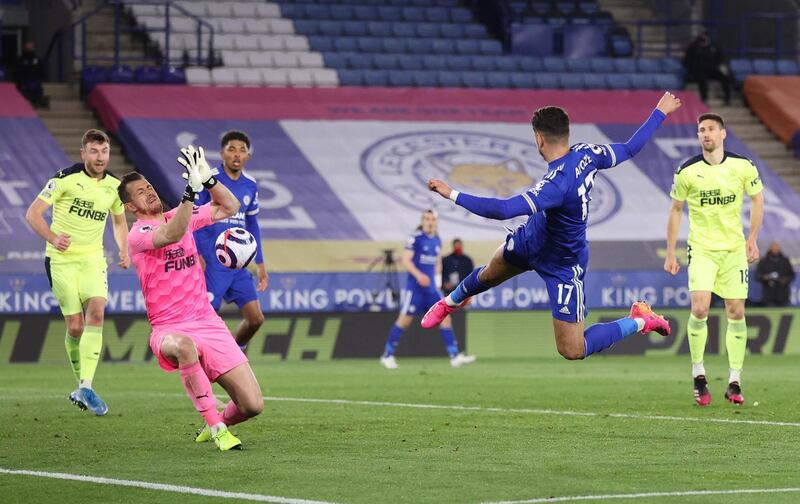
[520,143,620,260]
[194,165,260,271]
[405,230,441,287]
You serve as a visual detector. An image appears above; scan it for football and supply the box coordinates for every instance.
[214,227,257,269]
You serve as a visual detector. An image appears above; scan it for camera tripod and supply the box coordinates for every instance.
[366,248,400,308]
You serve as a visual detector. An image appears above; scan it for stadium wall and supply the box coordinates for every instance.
[2,309,797,364]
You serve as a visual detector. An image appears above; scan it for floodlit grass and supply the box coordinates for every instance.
[2,355,799,503]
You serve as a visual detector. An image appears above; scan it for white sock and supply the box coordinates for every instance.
[210,422,226,436]
[633,318,645,331]
[444,295,458,307]
[79,379,93,389]
[729,368,742,384]
[692,362,706,378]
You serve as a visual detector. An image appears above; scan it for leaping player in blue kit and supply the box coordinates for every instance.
[422,92,682,359]
[194,131,268,350]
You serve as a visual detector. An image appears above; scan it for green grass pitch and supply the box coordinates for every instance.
[2,355,799,503]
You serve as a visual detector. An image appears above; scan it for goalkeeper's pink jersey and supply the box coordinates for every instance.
[129,204,217,326]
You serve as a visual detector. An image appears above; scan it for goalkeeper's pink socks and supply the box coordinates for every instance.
[179,361,222,427]
[222,400,249,427]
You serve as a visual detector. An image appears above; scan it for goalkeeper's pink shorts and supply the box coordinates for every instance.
[150,316,248,382]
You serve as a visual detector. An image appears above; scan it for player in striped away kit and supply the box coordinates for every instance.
[120,146,263,451]
[194,131,268,351]
[423,92,683,359]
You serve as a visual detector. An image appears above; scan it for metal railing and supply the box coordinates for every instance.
[72,0,215,69]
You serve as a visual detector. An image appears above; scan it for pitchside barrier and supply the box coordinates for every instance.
[1,309,797,364]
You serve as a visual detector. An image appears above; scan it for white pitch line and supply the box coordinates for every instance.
[266,396,800,428]
[0,467,337,504]
[483,487,800,503]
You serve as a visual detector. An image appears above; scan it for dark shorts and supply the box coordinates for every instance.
[204,267,259,310]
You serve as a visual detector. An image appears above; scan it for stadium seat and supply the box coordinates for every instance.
[447,55,472,71]
[298,53,324,69]
[461,71,486,88]
[388,70,414,86]
[606,73,630,89]
[263,68,289,86]
[338,69,363,86]
[510,72,536,88]
[659,58,682,73]
[393,23,416,38]
[223,51,248,67]
[566,58,591,73]
[221,19,246,34]
[334,37,358,52]
[377,6,401,21]
[582,73,606,89]
[133,66,160,83]
[486,73,511,88]
[397,54,424,71]
[256,3,280,18]
[284,36,310,51]
[109,64,134,83]
[536,73,559,89]
[186,66,211,85]
[776,59,799,75]
[411,70,437,87]
[408,39,433,54]
[363,70,390,86]
[518,57,543,72]
[160,66,186,84]
[313,68,339,86]
[753,58,777,75]
[271,19,294,36]
[456,39,479,55]
[373,54,399,70]
[495,56,519,73]
[307,36,334,52]
[288,68,314,87]
[341,21,366,37]
[559,73,583,89]
[471,56,494,72]
[614,58,637,74]
[318,21,344,37]
[450,7,472,23]
[208,3,233,18]
[440,24,464,39]
[273,53,299,68]
[629,73,656,89]
[432,39,457,55]
[211,67,237,86]
[383,38,408,53]
[235,35,260,51]
[479,40,503,56]
[415,22,438,38]
[232,3,257,19]
[543,57,567,73]
[427,7,449,23]
[237,68,263,86]
[401,7,426,22]
[248,52,272,67]
[589,57,613,73]
[636,58,662,74]
[423,54,448,71]
[347,52,371,70]
[464,24,488,39]
[354,6,377,21]
[437,70,462,87]
[330,5,354,21]
[653,73,682,90]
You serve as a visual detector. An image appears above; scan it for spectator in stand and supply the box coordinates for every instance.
[441,239,474,296]
[756,241,795,307]
[14,41,49,108]
[683,32,731,106]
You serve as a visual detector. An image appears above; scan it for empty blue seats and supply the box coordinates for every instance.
[518,57,543,72]
[777,59,799,75]
[495,56,519,72]
[383,38,407,53]
[486,73,511,88]
[279,4,299,18]
[462,71,487,88]
[606,73,630,89]
[423,54,448,71]
[357,37,376,52]
[566,58,591,73]
[377,6,400,21]
[440,24,464,39]
[629,74,655,89]
[447,55,472,71]
[583,73,606,89]
[636,58,661,74]
[354,5,377,21]
[729,58,753,75]
[366,21,388,37]
[306,5,330,19]
[427,7,449,22]
[456,39,480,54]
[464,24,487,39]
[330,5,353,20]
[432,39,457,55]
[589,57,613,73]
[472,55,494,72]
[373,54,398,70]
[536,73,559,89]
[346,52,371,69]
[292,20,318,35]
[416,23,439,38]
[437,71,462,87]
[412,71,437,87]
[614,58,636,73]
[654,73,682,90]
[134,66,160,83]
[393,23,416,38]
[752,58,776,75]
[109,64,134,83]
[323,52,349,68]
[318,20,344,36]
[543,57,567,72]
[334,37,357,52]
[407,38,432,54]
[363,70,390,86]
[388,70,413,86]
[307,36,334,52]
[343,21,368,37]
[160,66,186,84]
[559,73,583,89]
[511,72,536,88]
[450,7,472,23]
[401,7,425,22]
[659,58,682,73]
[397,54,424,71]
[338,69,363,86]
[479,39,503,55]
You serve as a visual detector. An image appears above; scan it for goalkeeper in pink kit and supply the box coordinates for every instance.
[119,146,263,451]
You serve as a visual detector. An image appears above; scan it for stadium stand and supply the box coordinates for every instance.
[744,76,800,158]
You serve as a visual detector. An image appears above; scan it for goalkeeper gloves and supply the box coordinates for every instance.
[178,151,205,203]
[179,145,217,189]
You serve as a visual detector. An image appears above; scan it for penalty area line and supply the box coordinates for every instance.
[482,487,800,503]
[265,396,800,428]
[0,467,338,504]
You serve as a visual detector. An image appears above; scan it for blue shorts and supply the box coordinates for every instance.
[204,267,259,311]
[502,226,589,323]
[399,286,442,317]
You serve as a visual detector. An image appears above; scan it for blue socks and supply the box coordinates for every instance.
[383,324,404,357]
[450,267,489,305]
[439,328,459,357]
[583,318,639,357]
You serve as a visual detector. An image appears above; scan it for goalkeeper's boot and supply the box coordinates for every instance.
[725,381,744,405]
[421,298,470,329]
[80,388,109,416]
[693,375,712,406]
[629,301,671,336]
[213,427,242,451]
[195,425,212,443]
